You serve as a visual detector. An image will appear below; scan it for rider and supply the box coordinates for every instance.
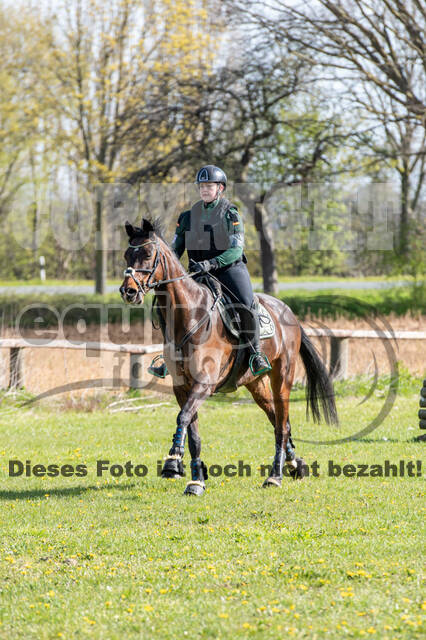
[148,164,272,378]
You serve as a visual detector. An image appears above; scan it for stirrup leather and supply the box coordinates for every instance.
[249,352,272,376]
[148,354,169,378]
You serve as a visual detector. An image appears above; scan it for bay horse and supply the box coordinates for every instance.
[120,219,338,495]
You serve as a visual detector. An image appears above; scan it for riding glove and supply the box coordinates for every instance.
[189,259,218,274]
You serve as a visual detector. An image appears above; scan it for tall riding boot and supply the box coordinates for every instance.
[239,303,272,376]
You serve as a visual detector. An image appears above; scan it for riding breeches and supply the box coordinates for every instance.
[214,261,259,349]
[214,260,255,309]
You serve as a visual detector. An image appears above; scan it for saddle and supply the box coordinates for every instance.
[196,273,275,341]
[196,274,275,394]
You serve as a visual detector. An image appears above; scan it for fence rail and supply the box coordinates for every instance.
[1,328,425,389]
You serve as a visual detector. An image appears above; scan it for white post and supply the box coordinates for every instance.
[39,255,46,282]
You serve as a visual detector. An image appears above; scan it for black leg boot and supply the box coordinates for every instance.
[161,425,186,478]
[239,303,271,376]
[184,458,208,496]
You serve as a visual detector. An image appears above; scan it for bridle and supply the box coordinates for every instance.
[123,238,194,296]
[122,236,221,353]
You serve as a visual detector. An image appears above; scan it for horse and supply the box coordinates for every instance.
[120,218,338,496]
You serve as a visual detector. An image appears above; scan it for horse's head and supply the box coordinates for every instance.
[119,218,163,304]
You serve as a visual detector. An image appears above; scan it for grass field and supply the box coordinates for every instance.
[1,284,425,331]
[0,275,416,287]
[0,385,424,639]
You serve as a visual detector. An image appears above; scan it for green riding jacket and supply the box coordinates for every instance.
[171,197,244,269]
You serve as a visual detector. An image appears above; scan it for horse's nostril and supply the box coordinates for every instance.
[126,287,137,297]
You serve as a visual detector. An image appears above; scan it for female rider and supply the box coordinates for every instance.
[148,164,271,378]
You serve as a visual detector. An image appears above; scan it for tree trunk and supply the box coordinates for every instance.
[95,197,107,294]
[399,165,410,256]
[253,202,278,295]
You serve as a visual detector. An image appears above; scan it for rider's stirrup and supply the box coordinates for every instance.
[249,352,272,376]
[148,354,169,378]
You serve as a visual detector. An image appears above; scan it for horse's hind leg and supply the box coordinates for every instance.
[246,376,297,486]
[269,359,307,483]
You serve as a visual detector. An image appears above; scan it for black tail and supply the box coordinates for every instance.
[299,328,338,425]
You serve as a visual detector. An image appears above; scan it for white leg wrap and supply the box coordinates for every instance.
[286,459,298,469]
[185,480,205,488]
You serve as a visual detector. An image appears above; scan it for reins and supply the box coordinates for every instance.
[124,238,221,353]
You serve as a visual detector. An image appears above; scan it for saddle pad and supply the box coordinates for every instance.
[217,299,275,340]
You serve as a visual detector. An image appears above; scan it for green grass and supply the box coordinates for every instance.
[0,386,424,639]
[0,279,121,287]
[0,275,415,287]
[251,274,416,284]
[0,284,424,329]
[277,285,425,319]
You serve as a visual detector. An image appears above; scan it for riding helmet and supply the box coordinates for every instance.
[196,165,227,189]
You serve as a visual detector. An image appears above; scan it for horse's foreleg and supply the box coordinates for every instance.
[184,416,208,496]
[161,386,189,479]
[162,383,210,495]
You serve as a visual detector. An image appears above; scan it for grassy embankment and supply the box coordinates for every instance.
[0,284,424,329]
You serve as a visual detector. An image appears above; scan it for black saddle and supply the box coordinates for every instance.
[195,273,242,333]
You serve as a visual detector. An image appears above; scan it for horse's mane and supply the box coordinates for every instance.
[147,216,167,240]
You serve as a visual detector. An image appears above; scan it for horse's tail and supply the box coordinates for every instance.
[299,327,339,425]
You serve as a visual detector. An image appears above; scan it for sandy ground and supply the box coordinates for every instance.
[0,314,424,396]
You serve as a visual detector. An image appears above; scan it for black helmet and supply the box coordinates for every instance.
[196,165,227,189]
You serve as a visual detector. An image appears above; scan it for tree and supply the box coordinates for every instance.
[179,27,356,290]
[0,7,42,220]
[172,40,312,292]
[234,0,426,257]
[36,0,220,293]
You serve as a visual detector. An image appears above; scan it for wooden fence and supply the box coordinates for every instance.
[1,328,424,390]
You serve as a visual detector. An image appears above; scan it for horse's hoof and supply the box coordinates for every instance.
[161,457,185,479]
[287,458,307,480]
[262,476,282,488]
[183,481,205,496]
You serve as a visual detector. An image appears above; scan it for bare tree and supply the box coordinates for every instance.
[36,0,219,293]
[182,35,353,291]
[230,0,426,256]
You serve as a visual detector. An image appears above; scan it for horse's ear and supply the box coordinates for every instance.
[141,218,154,233]
[125,221,134,238]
